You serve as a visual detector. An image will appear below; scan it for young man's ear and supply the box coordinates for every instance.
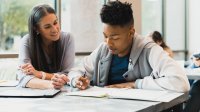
[129,25,135,36]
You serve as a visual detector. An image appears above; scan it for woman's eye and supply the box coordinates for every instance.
[44,26,51,29]
[54,22,57,25]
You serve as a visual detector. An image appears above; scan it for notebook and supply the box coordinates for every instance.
[65,86,183,102]
[0,80,19,87]
[0,87,61,98]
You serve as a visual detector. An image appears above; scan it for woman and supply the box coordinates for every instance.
[17,4,75,89]
[150,31,174,58]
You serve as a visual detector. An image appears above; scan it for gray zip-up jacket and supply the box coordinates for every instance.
[68,34,190,92]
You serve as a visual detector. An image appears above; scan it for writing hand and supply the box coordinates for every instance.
[75,76,90,90]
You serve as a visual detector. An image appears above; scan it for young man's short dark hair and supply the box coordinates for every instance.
[100,1,134,27]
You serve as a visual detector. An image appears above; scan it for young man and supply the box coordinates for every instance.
[53,1,189,92]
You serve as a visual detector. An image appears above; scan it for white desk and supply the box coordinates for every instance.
[0,87,188,112]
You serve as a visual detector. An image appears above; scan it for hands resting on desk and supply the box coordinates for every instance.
[20,63,135,90]
[20,63,134,90]
[53,75,90,90]
[52,75,135,90]
[105,82,135,88]
[51,74,69,89]
[20,63,69,89]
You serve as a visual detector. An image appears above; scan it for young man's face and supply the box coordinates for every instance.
[103,24,135,57]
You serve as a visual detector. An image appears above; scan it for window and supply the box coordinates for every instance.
[188,0,200,55]
[142,0,188,60]
[0,0,55,54]
[165,0,187,60]
[142,0,162,36]
[0,0,191,60]
[61,0,104,53]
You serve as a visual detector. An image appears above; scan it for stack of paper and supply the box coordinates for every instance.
[0,80,18,87]
[65,86,183,102]
[0,87,60,98]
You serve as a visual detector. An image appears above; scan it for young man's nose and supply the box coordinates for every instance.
[106,38,113,45]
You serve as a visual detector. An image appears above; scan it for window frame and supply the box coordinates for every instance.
[0,0,58,59]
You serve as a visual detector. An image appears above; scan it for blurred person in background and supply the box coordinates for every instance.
[149,31,174,58]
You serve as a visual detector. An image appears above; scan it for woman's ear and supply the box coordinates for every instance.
[34,27,40,35]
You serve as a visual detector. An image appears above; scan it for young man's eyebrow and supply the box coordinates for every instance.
[103,33,119,37]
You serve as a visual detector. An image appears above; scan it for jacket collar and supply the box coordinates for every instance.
[129,33,154,66]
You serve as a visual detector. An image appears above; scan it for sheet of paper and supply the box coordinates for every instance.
[65,86,183,102]
[0,80,18,87]
[65,86,111,97]
[108,89,183,102]
[65,86,123,97]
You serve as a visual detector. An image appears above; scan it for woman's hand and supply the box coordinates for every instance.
[52,74,69,89]
[20,63,41,78]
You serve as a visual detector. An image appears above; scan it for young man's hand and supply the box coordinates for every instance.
[75,76,90,90]
[105,82,135,88]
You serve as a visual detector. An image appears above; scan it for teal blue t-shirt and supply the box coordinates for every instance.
[108,54,129,85]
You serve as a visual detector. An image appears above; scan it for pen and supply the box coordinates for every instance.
[83,71,86,78]
[79,71,86,88]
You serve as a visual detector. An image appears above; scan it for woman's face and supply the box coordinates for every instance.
[37,13,60,42]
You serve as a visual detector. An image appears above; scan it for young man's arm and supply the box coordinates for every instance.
[67,43,104,88]
[135,45,190,92]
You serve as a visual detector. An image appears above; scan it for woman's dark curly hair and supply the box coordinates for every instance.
[100,1,134,27]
